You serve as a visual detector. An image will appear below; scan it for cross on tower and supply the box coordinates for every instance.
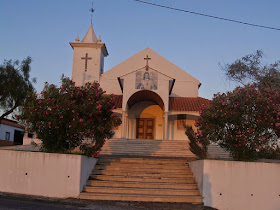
[81,53,92,72]
[144,55,151,71]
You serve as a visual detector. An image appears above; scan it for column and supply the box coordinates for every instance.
[163,111,169,140]
[121,110,127,139]
[125,112,129,139]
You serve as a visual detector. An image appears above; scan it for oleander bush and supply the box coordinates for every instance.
[18,76,121,157]
[194,85,280,161]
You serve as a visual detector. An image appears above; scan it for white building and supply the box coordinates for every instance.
[0,119,24,145]
[70,25,210,140]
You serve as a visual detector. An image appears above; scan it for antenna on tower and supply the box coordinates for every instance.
[90,1,95,25]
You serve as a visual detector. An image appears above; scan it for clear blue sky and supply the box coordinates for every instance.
[1,0,280,99]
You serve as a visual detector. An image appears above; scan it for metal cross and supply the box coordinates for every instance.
[144,55,151,71]
[90,2,95,25]
[81,53,92,72]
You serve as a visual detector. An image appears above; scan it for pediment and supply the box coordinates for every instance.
[117,66,175,94]
[102,48,200,85]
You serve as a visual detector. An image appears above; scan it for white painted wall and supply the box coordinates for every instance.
[121,70,170,111]
[71,46,102,85]
[0,124,23,142]
[101,48,200,97]
[0,150,97,198]
[168,113,198,140]
[189,160,280,210]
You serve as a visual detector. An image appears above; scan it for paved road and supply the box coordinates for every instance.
[0,198,82,210]
[0,197,211,210]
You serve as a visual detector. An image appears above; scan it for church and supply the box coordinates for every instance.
[70,25,210,141]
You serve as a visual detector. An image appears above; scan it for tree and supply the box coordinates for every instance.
[195,85,280,161]
[185,125,209,159]
[223,50,280,91]
[0,57,36,121]
[18,77,121,157]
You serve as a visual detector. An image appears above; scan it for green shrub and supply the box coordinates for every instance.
[185,125,209,159]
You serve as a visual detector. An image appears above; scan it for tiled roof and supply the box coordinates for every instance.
[113,95,123,109]
[111,95,210,111]
[0,118,25,129]
[169,97,211,111]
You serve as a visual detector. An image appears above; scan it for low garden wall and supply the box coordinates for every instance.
[189,159,280,210]
[0,150,97,198]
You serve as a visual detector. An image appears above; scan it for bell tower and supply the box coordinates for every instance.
[70,25,108,86]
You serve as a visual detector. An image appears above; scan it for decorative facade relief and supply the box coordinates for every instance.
[135,71,158,90]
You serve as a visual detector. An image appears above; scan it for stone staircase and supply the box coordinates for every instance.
[208,144,231,159]
[79,157,202,203]
[99,139,196,159]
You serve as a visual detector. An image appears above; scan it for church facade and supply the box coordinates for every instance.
[70,25,210,141]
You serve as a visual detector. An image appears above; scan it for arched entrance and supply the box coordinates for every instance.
[126,90,165,140]
[127,90,164,110]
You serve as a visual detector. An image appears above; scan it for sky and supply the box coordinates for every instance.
[1,0,280,99]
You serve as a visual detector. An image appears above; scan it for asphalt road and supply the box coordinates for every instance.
[0,198,82,210]
[0,196,211,210]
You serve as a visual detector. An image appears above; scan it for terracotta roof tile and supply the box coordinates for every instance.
[113,95,123,109]
[0,119,25,129]
[107,95,211,111]
[169,97,211,111]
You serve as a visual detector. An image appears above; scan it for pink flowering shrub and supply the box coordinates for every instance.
[18,77,121,156]
[195,85,280,161]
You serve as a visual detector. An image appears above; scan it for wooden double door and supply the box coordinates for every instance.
[136,118,154,139]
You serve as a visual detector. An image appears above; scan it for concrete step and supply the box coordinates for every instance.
[94,163,189,170]
[100,152,195,157]
[103,139,189,143]
[79,192,202,203]
[102,140,188,143]
[91,170,193,178]
[101,148,192,151]
[83,186,200,196]
[95,161,189,167]
[81,155,201,204]
[100,152,193,156]
[86,180,198,190]
[100,139,196,158]
[101,146,190,148]
[94,165,191,173]
[98,158,188,164]
[90,175,195,183]
[101,147,190,150]
[102,143,190,146]
[98,160,189,167]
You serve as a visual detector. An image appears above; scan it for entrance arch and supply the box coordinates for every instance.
[126,90,164,110]
[125,90,165,140]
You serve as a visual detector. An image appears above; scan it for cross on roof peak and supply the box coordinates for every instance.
[144,55,151,71]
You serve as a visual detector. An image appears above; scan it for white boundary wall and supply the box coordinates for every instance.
[189,160,280,210]
[0,150,97,198]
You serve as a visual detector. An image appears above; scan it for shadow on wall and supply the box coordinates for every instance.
[203,173,212,208]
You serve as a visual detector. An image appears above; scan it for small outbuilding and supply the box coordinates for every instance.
[0,118,24,146]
